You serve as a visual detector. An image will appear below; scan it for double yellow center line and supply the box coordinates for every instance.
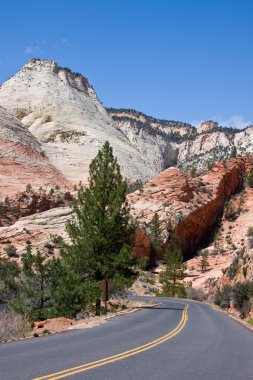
[33,304,189,380]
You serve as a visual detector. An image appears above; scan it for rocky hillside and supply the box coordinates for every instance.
[184,186,253,289]
[108,108,253,172]
[1,157,251,261]
[0,59,166,184]
[107,107,195,138]
[0,105,67,198]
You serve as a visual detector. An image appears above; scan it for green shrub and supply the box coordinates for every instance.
[186,287,206,302]
[247,227,253,237]
[136,256,149,270]
[26,183,33,193]
[4,197,10,206]
[214,285,232,308]
[190,167,197,178]
[247,227,253,248]
[215,281,253,317]
[226,256,239,279]
[231,282,253,317]
[224,202,238,221]
[4,244,18,258]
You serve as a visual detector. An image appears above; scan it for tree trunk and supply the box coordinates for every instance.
[95,299,101,316]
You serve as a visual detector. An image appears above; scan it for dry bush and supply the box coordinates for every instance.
[186,287,206,302]
[0,309,31,342]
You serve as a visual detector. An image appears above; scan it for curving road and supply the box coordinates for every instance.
[0,297,253,380]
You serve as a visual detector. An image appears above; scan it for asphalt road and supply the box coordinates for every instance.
[0,297,253,380]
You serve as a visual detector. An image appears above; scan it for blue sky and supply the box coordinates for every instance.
[0,0,252,127]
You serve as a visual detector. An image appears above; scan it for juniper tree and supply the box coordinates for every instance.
[64,141,137,314]
[148,213,163,268]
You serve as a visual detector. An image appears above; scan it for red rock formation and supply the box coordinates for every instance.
[0,190,73,227]
[128,157,253,259]
[132,228,152,258]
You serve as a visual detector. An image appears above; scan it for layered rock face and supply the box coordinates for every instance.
[0,106,67,198]
[109,109,253,171]
[108,108,193,172]
[128,157,252,259]
[0,59,165,184]
[107,108,195,137]
[177,130,235,170]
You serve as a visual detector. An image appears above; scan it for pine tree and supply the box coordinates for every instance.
[15,244,54,320]
[64,141,137,314]
[214,229,222,251]
[198,249,209,272]
[148,213,163,267]
[160,227,186,298]
[0,258,19,303]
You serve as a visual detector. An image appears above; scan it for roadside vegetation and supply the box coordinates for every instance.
[0,142,191,342]
[0,142,137,341]
[3,144,251,342]
[214,281,253,318]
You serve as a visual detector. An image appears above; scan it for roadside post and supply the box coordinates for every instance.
[100,279,112,315]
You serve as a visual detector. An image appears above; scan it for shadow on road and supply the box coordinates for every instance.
[134,306,185,311]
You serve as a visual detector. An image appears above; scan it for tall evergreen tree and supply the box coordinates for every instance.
[148,213,163,267]
[160,226,186,298]
[64,141,137,314]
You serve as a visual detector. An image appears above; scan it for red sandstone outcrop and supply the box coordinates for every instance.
[0,189,73,227]
[128,157,253,259]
